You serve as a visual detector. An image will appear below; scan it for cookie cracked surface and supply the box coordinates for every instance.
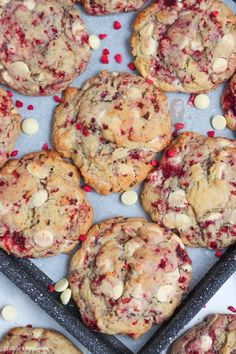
[0,88,20,168]
[171,314,236,354]
[0,0,90,96]
[0,327,82,353]
[142,132,236,249]
[131,0,236,93]
[70,217,192,338]
[222,73,236,131]
[80,0,148,15]
[53,71,171,194]
[0,150,93,258]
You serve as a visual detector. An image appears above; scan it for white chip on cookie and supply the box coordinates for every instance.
[33,230,54,247]
[30,189,48,208]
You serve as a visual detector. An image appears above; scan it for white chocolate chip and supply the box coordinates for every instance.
[72,22,83,38]
[2,71,13,83]
[33,230,54,248]
[88,35,100,50]
[212,115,226,130]
[54,278,69,293]
[212,58,228,73]
[229,210,236,224]
[0,63,4,69]
[168,189,187,208]
[190,38,203,51]
[1,305,17,321]
[199,335,212,352]
[30,189,48,208]
[141,38,157,56]
[60,288,72,305]
[124,239,141,257]
[182,263,192,272]
[140,23,154,37]
[23,0,35,10]
[126,87,142,99]
[156,285,175,303]
[8,61,30,78]
[0,201,9,215]
[121,190,138,206]
[171,234,185,248]
[27,164,50,179]
[0,0,10,5]
[32,329,43,338]
[194,94,210,110]
[163,213,191,231]
[21,118,39,135]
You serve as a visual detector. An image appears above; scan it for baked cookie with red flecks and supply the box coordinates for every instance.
[80,0,148,15]
[222,73,236,131]
[52,71,171,195]
[0,0,90,96]
[0,327,82,353]
[70,217,192,338]
[0,150,93,258]
[170,314,236,353]
[0,88,20,168]
[142,132,236,249]
[131,0,236,93]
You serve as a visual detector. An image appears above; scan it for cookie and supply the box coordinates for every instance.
[53,71,171,194]
[0,88,21,168]
[80,0,148,15]
[0,150,93,258]
[70,217,192,338]
[131,0,236,93]
[222,73,236,131]
[0,0,90,96]
[142,132,236,249]
[171,314,236,353]
[0,327,82,353]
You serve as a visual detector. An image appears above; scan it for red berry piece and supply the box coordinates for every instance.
[79,234,87,242]
[10,150,18,157]
[188,94,196,107]
[76,123,83,131]
[215,250,223,258]
[16,100,23,108]
[128,63,135,71]
[7,90,13,97]
[83,185,92,192]
[99,34,107,40]
[101,55,109,64]
[211,11,219,17]
[228,306,236,313]
[48,284,55,292]
[167,149,176,158]
[114,54,122,64]
[103,48,110,55]
[151,160,158,167]
[42,143,49,150]
[27,104,34,110]
[175,122,185,130]
[114,21,121,30]
[53,95,61,103]
[207,130,215,137]
[146,79,153,85]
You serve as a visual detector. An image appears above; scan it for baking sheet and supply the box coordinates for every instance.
[0,0,236,353]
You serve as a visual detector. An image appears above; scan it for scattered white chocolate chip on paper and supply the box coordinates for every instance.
[21,118,39,135]
[89,35,100,50]
[1,305,17,321]
[121,190,138,206]
[212,115,226,130]
[54,278,69,293]
[194,94,210,110]
[60,288,72,305]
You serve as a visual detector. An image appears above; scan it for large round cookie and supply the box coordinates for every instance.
[53,71,171,194]
[0,150,93,258]
[0,327,82,353]
[142,132,236,249]
[131,0,236,93]
[80,0,148,15]
[70,217,192,338]
[0,88,21,168]
[171,314,236,353]
[222,73,236,131]
[0,0,90,96]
